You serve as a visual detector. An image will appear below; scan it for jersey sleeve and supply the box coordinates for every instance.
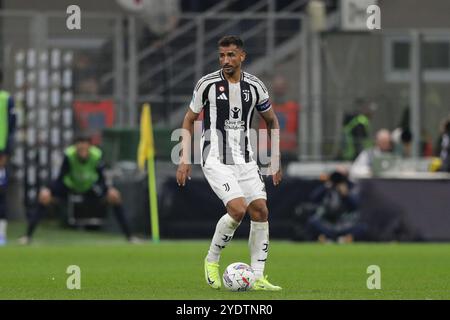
[254,79,272,113]
[189,78,207,114]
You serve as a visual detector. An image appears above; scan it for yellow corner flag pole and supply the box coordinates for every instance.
[138,103,160,243]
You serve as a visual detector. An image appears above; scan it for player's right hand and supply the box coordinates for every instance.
[176,163,191,187]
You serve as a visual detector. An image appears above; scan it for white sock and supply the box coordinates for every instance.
[206,213,240,263]
[249,221,269,279]
[0,219,7,239]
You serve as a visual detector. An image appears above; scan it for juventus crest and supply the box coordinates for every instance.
[243,89,250,102]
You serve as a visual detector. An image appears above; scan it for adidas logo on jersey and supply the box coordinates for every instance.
[217,93,228,100]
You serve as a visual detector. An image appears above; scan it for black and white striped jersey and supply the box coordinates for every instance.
[189,69,271,165]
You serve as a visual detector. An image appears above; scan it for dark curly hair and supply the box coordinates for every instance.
[218,35,244,49]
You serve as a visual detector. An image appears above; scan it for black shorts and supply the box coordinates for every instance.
[49,181,108,202]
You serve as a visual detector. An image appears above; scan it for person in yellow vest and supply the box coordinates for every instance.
[0,69,16,246]
[19,135,138,244]
[341,99,375,161]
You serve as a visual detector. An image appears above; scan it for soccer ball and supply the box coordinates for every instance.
[223,262,256,292]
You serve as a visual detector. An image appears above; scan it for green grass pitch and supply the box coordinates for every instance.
[1,222,449,299]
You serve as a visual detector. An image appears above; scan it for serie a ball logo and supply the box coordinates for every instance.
[223,262,256,292]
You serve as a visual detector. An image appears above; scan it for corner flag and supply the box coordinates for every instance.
[137,103,160,243]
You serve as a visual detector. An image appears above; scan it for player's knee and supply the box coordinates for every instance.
[228,208,246,222]
[107,188,122,205]
[226,201,247,222]
[255,209,269,222]
[38,188,52,206]
[249,202,269,222]
[230,210,246,222]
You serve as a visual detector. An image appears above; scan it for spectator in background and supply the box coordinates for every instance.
[392,107,411,157]
[394,128,413,158]
[349,129,393,180]
[392,107,433,158]
[340,98,375,161]
[436,116,450,172]
[73,53,100,95]
[260,74,300,163]
[0,69,16,246]
[306,167,366,243]
[421,129,434,157]
[78,78,100,96]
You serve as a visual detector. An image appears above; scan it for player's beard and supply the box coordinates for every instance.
[222,65,236,76]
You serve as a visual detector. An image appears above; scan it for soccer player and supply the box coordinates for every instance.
[0,69,16,246]
[176,35,282,291]
[19,135,138,244]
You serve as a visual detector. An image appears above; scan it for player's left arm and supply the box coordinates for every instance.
[260,108,282,186]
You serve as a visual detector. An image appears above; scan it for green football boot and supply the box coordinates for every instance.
[252,275,282,291]
[204,258,221,289]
